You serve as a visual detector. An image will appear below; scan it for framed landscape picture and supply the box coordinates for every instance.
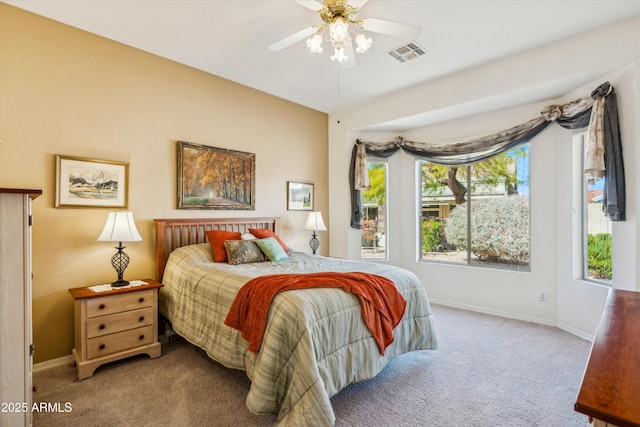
[178,141,255,210]
[287,181,313,211]
[55,155,128,208]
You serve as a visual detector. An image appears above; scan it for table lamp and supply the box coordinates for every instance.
[98,211,142,287]
[303,211,327,254]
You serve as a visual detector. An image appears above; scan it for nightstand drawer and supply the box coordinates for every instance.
[86,307,154,339]
[86,325,155,359]
[86,289,154,317]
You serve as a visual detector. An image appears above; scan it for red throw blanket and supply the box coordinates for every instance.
[224,272,406,355]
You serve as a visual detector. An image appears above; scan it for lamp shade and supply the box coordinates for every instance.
[303,211,327,232]
[97,211,142,242]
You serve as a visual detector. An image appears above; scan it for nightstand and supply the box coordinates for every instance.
[68,279,163,380]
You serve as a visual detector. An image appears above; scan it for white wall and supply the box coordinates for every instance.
[328,17,640,338]
[556,64,639,337]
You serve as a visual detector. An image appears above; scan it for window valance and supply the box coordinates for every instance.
[350,82,625,228]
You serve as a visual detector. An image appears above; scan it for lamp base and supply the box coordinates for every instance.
[309,232,320,255]
[111,280,130,288]
[110,242,131,287]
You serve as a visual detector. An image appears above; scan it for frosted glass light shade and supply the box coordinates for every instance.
[355,33,372,53]
[306,33,323,53]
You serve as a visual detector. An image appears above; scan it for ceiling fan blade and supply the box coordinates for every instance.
[342,40,356,69]
[268,26,319,51]
[360,17,421,39]
[296,0,326,12]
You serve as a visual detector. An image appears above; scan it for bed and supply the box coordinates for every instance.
[155,217,437,426]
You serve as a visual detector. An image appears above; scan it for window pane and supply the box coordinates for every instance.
[585,177,612,283]
[420,145,530,270]
[468,146,530,267]
[361,162,387,259]
[420,163,466,263]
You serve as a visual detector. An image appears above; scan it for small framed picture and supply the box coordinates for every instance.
[55,155,128,208]
[287,182,313,211]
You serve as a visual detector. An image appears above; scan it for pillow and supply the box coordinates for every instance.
[248,228,289,252]
[255,237,289,262]
[224,240,266,265]
[241,232,256,240]
[205,230,241,263]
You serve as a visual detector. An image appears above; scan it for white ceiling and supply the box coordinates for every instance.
[6,0,640,120]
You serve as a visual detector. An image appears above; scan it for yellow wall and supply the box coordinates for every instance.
[0,4,328,363]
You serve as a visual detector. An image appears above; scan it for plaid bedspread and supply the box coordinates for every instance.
[160,244,437,426]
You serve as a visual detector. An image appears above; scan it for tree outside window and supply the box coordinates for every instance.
[420,144,530,270]
[361,162,387,259]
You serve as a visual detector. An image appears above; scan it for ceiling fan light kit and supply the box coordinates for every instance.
[330,41,348,62]
[317,4,370,63]
[355,33,373,53]
[269,0,421,68]
[306,33,324,53]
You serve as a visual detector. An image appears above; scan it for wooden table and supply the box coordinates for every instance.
[575,289,640,427]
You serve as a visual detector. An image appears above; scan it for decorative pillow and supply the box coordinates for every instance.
[248,228,289,252]
[241,232,256,240]
[224,240,267,265]
[255,237,289,262]
[205,230,241,263]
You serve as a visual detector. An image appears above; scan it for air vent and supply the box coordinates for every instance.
[387,42,427,63]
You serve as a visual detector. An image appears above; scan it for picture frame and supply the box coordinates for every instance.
[287,181,314,211]
[178,141,255,210]
[55,155,128,208]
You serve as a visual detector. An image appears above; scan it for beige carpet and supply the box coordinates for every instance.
[33,304,592,426]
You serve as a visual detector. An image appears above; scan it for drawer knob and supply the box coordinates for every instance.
[139,316,145,322]
[99,303,106,310]
[99,344,106,350]
[99,324,106,330]
[139,334,145,340]
[138,297,144,303]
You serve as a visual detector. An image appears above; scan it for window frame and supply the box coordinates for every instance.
[360,159,388,261]
[573,131,613,285]
[417,144,531,272]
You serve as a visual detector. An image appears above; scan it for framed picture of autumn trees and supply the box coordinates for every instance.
[177,141,255,210]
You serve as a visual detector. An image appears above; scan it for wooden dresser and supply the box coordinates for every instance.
[69,279,163,380]
[575,288,640,427]
[0,188,41,427]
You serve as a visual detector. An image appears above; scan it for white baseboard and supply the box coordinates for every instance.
[557,322,594,342]
[33,354,73,373]
[429,299,593,342]
[429,298,556,326]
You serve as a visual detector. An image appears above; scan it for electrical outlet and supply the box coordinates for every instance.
[539,292,547,302]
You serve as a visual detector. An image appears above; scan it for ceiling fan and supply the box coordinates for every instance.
[268,0,421,68]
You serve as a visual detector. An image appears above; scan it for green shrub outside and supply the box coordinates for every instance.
[588,233,612,279]
[422,219,446,252]
[445,195,529,264]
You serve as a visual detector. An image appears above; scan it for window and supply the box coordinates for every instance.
[576,133,612,284]
[420,144,530,270]
[361,162,387,259]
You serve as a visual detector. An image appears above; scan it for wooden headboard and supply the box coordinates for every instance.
[154,217,279,282]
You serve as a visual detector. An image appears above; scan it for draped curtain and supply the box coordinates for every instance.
[350,82,625,228]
